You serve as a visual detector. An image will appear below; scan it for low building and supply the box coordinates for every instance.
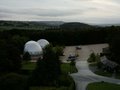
[101,47,110,56]
[100,56,118,71]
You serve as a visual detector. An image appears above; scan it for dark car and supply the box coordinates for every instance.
[76,46,81,50]
[67,54,76,61]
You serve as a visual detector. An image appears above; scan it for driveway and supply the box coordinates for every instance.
[62,44,120,90]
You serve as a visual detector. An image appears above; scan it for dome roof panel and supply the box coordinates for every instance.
[37,39,49,48]
[24,41,42,55]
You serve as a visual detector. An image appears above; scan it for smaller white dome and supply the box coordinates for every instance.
[24,41,43,55]
[37,39,49,49]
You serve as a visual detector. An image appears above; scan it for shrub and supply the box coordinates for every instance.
[88,53,96,62]
[0,73,27,90]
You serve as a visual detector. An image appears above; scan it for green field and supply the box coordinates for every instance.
[94,70,112,77]
[22,62,36,70]
[87,82,120,90]
[61,63,77,74]
[30,87,56,90]
[22,62,77,73]
[30,86,69,90]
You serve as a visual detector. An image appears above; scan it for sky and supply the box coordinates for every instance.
[0,0,120,24]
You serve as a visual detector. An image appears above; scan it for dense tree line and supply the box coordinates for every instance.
[1,26,120,46]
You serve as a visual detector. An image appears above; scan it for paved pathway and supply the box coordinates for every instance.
[65,44,120,90]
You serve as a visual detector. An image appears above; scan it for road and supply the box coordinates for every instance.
[62,44,120,90]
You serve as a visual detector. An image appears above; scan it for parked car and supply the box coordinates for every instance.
[67,54,76,61]
[76,46,81,50]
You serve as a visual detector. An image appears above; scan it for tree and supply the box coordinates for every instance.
[0,40,22,72]
[70,60,75,73]
[53,46,64,56]
[0,73,27,90]
[11,35,29,54]
[87,53,96,62]
[29,58,47,86]
[0,40,9,72]
[109,34,120,64]
[43,45,61,81]
[29,45,61,86]
[7,43,22,72]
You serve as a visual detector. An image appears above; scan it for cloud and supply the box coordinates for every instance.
[0,0,120,24]
[0,13,11,19]
[0,7,87,17]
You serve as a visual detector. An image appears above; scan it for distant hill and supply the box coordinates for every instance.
[60,22,93,30]
[37,21,64,26]
[94,24,120,27]
[0,21,64,30]
[0,21,95,30]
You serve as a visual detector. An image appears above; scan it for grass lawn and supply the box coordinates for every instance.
[94,70,112,77]
[61,63,77,74]
[30,87,56,90]
[22,62,36,70]
[30,86,68,90]
[86,82,120,90]
[116,73,120,79]
[22,62,77,73]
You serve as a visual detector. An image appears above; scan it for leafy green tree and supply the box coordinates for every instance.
[0,40,22,72]
[109,34,120,64]
[7,44,22,72]
[70,60,75,66]
[70,60,75,73]
[53,46,64,56]
[29,45,61,86]
[0,40,9,72]
[29,58,47,86]
[11,35,29,54]
[43,45,61,81]
[87,53,96,62]
[0,73,27,90]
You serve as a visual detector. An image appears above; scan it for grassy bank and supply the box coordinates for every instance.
[22,62,36,70]
[87,82,120,90]
[61,63,78,74]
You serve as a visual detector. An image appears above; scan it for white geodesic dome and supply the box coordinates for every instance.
[24,41,43,55]
[37,39,49,49]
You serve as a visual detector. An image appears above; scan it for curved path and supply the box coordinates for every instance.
[65,44,120,90]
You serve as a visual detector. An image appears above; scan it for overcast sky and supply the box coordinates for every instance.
[0,0,120,24]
